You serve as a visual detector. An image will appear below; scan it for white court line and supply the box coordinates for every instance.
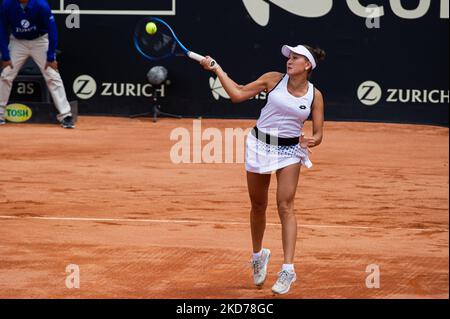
[52,10,175,16]
[52,0,176,15]
[0,215,447,233]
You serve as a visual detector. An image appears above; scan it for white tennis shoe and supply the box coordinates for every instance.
[252,248,271,286]
[272,270,297,295]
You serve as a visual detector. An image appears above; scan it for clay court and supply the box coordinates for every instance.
[0,117,448,299]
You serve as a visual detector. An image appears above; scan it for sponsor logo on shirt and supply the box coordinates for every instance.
[16,19,37,33]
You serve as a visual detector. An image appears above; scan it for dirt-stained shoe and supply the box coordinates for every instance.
[252,248,271,286]
[272,270,297,295]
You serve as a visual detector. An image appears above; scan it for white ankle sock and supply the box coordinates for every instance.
[252,250,263,260]
[282,264,295,273]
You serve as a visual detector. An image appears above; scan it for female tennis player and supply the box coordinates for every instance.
[200,44,325,294]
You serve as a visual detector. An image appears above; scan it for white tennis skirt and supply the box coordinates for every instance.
[245,132,313,174]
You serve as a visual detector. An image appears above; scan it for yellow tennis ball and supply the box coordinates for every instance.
[146,22,157,35]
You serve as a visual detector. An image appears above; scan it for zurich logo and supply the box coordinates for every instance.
[357,81,382,106]
[21,20,31,28]
[73,75,97,100]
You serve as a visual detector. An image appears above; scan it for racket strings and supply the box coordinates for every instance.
[135,20,178,59]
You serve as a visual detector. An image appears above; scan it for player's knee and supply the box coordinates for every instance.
[44,71,60,81]
[0,70,16,83]
[44,69,62,82]
[45,77,63,90]
[277,200,294,216]
[251,201,268,214]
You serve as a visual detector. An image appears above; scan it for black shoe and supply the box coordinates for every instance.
[61,116,75,129]
[0,119,5,125]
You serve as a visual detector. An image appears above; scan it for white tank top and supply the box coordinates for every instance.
[256,75,314,138]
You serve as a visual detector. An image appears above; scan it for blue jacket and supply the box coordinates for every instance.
[0,0,58,61]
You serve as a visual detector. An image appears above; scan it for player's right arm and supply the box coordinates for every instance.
[0,2,12,67]
[201,56,282,103]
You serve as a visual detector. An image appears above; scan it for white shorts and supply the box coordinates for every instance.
[245,132,313,175]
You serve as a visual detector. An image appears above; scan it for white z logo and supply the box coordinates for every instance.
[242,0,333,26]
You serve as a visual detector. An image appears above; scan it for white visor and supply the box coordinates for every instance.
[282,45,317,70]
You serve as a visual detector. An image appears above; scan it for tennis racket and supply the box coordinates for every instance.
[134,17,216,68]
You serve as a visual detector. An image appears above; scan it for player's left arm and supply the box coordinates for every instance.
[301,88,324,149]
[42,3,58,68]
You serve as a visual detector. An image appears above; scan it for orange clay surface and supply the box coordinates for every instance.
[0,117,448,299]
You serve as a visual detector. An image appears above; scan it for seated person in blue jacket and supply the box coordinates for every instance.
[0,0,74,128]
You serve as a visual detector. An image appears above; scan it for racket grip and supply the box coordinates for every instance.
[188,51,217,69]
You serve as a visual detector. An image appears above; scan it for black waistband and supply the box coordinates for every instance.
[13,32,48,41]
[251,127,299,146]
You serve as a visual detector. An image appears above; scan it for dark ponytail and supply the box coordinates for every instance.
[304,45,326,63]
[304,45,326,76]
